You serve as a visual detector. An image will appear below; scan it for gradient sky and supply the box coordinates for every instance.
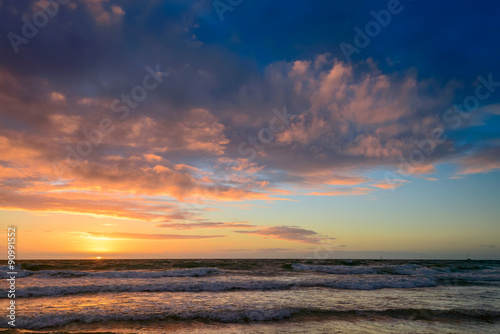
[0,0,499,259]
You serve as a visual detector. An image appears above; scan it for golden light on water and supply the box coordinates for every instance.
[96,256,102,260]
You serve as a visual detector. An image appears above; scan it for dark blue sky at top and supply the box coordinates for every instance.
[194,1,500,86]
[2,0,500,93]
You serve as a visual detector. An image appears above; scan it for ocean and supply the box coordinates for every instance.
[1,259,499,333]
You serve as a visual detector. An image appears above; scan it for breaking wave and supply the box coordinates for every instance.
[13,307,500,329]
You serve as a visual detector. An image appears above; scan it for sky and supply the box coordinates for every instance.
[0,0,499,259]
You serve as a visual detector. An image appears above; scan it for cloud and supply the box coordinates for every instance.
[208,248,294,253]
[479,103,500,115]
[0,48,475,229]
[156,221,256,230]
[50,92,66,102]
[308,187,373,196]
[85,232,225,240]
[0,50,460,211]
[235,225,334,244]
[82,0,125,25]
[0,188,188,222]
[457,147,500,175]
[298,172,371,187]
[415,176,438,181]
[265,57,454,157]
[255,248,293,252]
[371,180,409,190]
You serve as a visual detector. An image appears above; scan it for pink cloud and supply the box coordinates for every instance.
[457,148,500,175]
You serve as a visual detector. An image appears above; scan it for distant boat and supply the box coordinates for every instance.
[466,253,471,261]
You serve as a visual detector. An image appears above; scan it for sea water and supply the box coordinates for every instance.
[0,259,499,333]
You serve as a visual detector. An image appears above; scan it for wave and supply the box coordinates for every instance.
[0,265,32,279]
[291,263,500,282]
[0,267,222,279]
[4,262,499,280]
[10,308,500,329]
[291,263,444,275]
[12,275,438,298]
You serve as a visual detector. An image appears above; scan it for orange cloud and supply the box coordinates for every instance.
[416,176,438,181]
[308,187,373,196]
[156,221,256,230]
[85,232,226,240]
[371,180,409,190]
[0,189,188,222]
